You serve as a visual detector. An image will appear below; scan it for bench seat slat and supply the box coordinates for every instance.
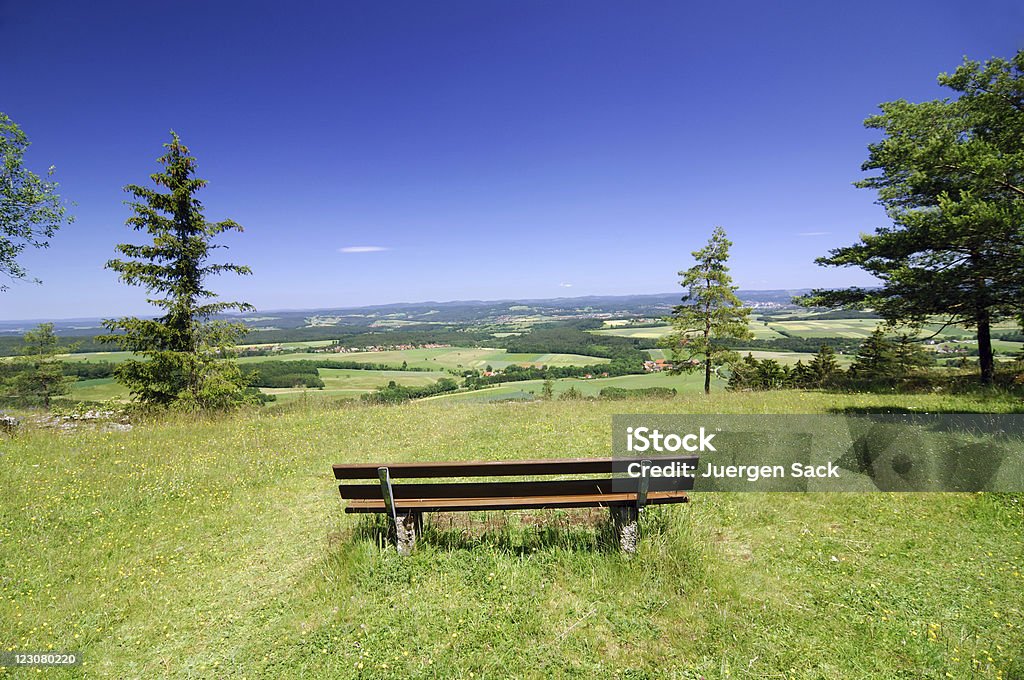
[333,455,698,480]
[339,476,692,500]
[343,490,689,513]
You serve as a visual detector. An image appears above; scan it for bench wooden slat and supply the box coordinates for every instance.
[332,455,698,480]
[343,490,689,513]
[338,476,693,500]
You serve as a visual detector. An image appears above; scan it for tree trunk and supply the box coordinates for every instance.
[977,311,994,387]
[703,323,712,394]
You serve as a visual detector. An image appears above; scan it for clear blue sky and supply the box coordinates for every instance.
[2,0,1022,320]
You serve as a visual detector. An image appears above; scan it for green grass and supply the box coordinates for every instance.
[1,393,1021,678]
[64,377,129,402]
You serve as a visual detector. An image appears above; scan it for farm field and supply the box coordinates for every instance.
[2,394,1021,678]
[593,324,673,339]
[766,318,881,338]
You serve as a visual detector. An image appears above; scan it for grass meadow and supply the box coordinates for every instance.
[2,392,1022,678]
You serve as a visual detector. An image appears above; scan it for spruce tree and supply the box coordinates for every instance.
[789,359,813,388]
[100,133,257,409]
[849,328,896,383]
[808,344,841,387]
[892,334,934,376]
[661,227,752,394]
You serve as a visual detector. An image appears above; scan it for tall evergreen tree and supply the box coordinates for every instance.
[801,51,1024,386]
[661,227,751,394]
[849,328,896,382]
[100,133,257,409]
[727,353,760,391]
[808,344,841,387]
[788,359,813,388]
[892,334,934,376]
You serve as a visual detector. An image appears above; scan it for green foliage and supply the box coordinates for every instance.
[61,360,117,380]
[242,361,325,389]
[0,113,74,287]
[846,331,934,389]
[802,50,1024,385]
[557,386,583,400]
[808,344,842,387]
[728,347,846,392]
[727,353,794,391]
[661,226,752,393]
[100,133,257,410]
[849,328,897,382]
[6,323,76,407]
[541,378,554,400]
[892,334,935,376]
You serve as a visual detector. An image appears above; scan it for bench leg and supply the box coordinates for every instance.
[611,506,640,554]
[396,512,422,555]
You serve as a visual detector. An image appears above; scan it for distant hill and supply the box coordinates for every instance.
[0,290,812,336]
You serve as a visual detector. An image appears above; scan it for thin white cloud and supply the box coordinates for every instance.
[559,282,573,288]
[339,246,389,253]
[796,231,830,237]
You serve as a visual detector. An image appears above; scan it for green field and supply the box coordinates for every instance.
[66,377,129,401]
[2,394,1021,678]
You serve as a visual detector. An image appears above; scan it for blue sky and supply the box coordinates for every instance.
[2,1,1022,320]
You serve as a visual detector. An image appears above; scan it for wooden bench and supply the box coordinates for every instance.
[332,455,697,553]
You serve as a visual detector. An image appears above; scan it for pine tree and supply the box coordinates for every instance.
[789,360,814,389]
[849,328,896,383]
[727,353,760,391]
[660,227,752,394]
[10,323,75,408]
[802,51,1024,386]
[100,133,257,410]
[541,378,554,400]
[755,359,788,390]
[892,335,934,376]
[808,344,841,387]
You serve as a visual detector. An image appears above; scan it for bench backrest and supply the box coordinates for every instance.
[333,455,698,501]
